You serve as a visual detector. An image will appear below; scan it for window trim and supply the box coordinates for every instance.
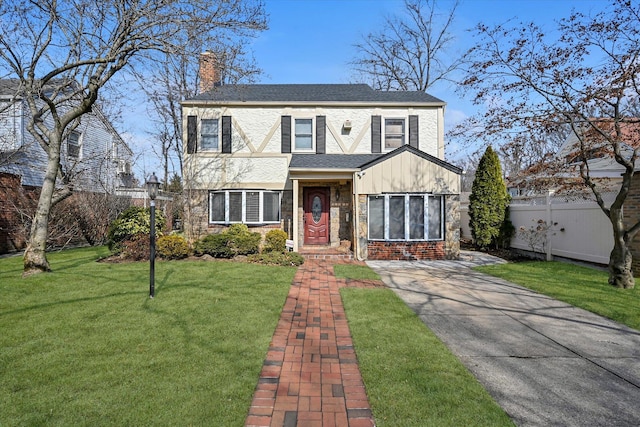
[67,130,81,159]
[367,193,444,241]
[209,189,282,224]
[293,117,314,152]
[200,118,220,152]
[383,117,406,151]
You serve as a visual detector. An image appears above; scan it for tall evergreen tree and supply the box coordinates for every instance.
[469,146,510,249]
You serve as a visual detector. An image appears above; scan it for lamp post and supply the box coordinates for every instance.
[146,173,160,298]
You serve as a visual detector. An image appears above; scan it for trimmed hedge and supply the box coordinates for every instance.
[194,224,261,258]
[157,234,189,260]
[263,229,288,253]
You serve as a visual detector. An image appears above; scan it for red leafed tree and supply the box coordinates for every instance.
[455,0,640,288]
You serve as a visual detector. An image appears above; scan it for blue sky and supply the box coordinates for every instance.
[131,0,605,177]
[240,0,602,162]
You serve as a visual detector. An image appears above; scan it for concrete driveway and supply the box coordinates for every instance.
[367,252,640,427]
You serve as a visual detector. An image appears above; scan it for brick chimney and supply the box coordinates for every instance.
[198,51,222,94]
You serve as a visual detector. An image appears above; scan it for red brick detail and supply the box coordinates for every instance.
[367,240,446,260]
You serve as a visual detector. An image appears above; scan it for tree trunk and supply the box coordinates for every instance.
[608,209,635,289]
[23,145,61,276]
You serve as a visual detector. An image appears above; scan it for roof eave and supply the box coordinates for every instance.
[181,100,446,108]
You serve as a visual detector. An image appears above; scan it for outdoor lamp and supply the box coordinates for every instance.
[146,173,160,298]
[146,173,160,201]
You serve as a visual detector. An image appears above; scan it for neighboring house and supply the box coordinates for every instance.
[0,79,134,192]
[0,79,134,253]
[509,120,640,197]
[182,81,462,261]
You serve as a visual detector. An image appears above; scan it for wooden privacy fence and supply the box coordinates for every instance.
[460,192,614,265]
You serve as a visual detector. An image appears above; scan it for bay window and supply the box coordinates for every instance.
[368,194,444,241]
[210,190,281,224]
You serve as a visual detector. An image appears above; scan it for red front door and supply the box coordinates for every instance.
[304,187,329,245]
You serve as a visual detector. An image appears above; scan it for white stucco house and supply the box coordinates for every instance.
[182,81,461,261]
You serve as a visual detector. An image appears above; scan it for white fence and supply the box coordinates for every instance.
[460,192,614,264]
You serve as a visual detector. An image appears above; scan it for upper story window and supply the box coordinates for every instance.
[67,131,81,159]
[384,118,405,150]
[201,118,219,151]
[294,118,313,151]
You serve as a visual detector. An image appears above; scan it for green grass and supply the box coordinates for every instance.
[475,261,640,330]
[341,287,514,426]
[333,263,381,281]
[0,247,296,426]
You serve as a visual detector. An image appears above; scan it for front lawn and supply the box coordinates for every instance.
[338,262,513,426]
[0,247,295,426]
[475,261,640,330]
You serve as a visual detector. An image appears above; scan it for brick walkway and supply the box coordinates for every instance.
[245,260,380,427]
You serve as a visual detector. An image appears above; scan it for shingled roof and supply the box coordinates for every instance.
[289,153,384,170]
[185,84,444,105]
[289,146,462,174]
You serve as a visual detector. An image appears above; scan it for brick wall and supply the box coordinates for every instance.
[367,241,446,261]
[625,174,640,273]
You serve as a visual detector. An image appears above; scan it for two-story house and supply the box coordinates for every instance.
[0,79,134,253]
[182,81,461,261]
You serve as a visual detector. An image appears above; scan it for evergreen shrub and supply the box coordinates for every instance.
[263,229,288,253]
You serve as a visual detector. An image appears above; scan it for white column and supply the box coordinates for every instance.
[293,179,299,252]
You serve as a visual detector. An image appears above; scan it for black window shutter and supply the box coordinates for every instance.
[316,115,326,154]
[222,116,232,153]
[187,115,197,153]
[371,115,381,153]
[281,115,291,153]
[409,115,419,149]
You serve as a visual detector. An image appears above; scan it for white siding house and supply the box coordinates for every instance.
[182,83,461,260]
[0,79,133,192]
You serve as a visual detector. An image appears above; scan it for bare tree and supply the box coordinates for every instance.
[136,42,261,187]
[351,0,465,91]
[455,0,640,288]
[0,0,266,275]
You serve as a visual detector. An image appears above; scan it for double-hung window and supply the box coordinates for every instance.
[384,118,405,150]
[368,194,443,241]
[294,118,313,151]
[201,118,219,151]
[210,190,281,224]
[67,131,81,159]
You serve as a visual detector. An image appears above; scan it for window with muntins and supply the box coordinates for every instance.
[384,118,405,150]
[294,118,313,151]
[368,194,444,241]
[67,131,81,159]
[209,190,281,224]
[201,119,219,151]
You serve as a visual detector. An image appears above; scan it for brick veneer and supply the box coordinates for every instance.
[367,240,446,260]
[625,174,640,273]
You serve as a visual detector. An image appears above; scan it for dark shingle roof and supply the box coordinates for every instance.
[290,146,462,174]
[186,84,444,104]
[290,153,384,169]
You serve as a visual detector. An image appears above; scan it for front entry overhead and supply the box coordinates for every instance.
[304,187,329,245]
